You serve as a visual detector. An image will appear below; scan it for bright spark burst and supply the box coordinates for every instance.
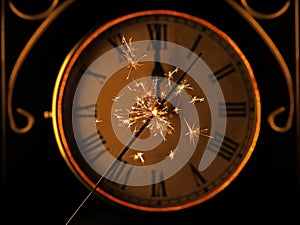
[112,94,123,102]
[121,36,147,79]
[199,128,214,139]
[94,119,103,124]
[130,152,145,164]
[189,96,205,104]
[184,118,200,147]
[175,79,193,96]
[130,93,174,140]
[165,67,179,87]
[114,78,175,141]
[184,119,214,146]
[113,66,209,144]
[167,149,176,160]
[173,103,182,114]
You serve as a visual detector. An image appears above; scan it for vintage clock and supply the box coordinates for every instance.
[3,1,297,225]
[52,7,261,222]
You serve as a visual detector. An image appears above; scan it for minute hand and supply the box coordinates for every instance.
[162,51,203,104]
[151,41,165,96]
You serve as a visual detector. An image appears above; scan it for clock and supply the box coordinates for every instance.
[52,8,260,218]
[3,1,298,225]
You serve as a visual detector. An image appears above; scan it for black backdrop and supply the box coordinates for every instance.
[1,0,299,224]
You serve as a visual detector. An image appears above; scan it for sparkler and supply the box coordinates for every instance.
[114,35,213,164]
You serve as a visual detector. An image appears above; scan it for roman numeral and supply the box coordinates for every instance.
[80,131,107,163]
[147,23,167,41]
[107,33,123,47]
[73,103,96,118]
[187,34,203,58]
[107,33,126,57]
[151,170,167,197]
[219,102,247,117]
[85,69,107,84]
[147,23,167,50]
[210,63,236,83]
[106,160,132,189]
[189,163,206,187]
[207,132,239,161]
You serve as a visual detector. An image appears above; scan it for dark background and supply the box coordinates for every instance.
[1,0,299,224]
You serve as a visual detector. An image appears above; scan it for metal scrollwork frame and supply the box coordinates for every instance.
[226,0,295,133]
[5,0,75,134]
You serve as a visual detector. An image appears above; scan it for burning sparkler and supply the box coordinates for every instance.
[113,35,212,164]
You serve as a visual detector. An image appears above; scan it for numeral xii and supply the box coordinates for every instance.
[147,23,167,41]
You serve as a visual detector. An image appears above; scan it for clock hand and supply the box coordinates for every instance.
[162,51,202,105]
[152,62,165,98]
[151,40,165,97]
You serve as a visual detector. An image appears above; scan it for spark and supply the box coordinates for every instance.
[175,79,193,95]
[184,118,200,146]
[121,35,147,79]
[167,149,176,160]
[131,96,174,140]
[189,96,205,104]
[112,94,123,102]
[114,81,175,141]
[184,119,214,145]
[112,59,212,151]
[165,67,179,87]
[130,152,145,164]
[94,119,103,123]
[199,128,214,139]
[172,103,182,115]
[173,107,181,114]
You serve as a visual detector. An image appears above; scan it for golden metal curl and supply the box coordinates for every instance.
[8,0,59,21]
[226,0,294,133]
[241,0,291,20]
[7,0,76,134]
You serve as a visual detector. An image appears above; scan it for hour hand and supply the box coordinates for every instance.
[152,61,164,77]
[151,62,165,97]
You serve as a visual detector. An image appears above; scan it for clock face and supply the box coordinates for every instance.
[52,10,260,211]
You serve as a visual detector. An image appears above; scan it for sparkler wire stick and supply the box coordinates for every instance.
[65,119,151,225]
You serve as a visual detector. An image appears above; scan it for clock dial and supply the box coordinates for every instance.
[52,10,260,212]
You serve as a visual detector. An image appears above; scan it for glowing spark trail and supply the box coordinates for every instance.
[189,96,205,104]
[184,118,200,147]
[175,79,193,96]
[121,36,147,79]
[94,119,103,124]
[167,149,176,160]
[130,152,145,164]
